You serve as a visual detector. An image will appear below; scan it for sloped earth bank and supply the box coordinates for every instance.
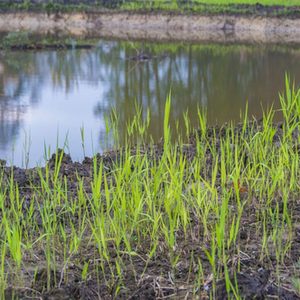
[2,9,300,44]
[1,121,300,299]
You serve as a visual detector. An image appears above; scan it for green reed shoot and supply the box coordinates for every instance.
[0,79,299,298]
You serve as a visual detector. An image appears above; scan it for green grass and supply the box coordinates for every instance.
[119,0,300,16]
[0,77,300,298]
[1,0,300,15]
[192,0,300,5]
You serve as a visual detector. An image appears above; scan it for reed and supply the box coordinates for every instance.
[0,78,299,298]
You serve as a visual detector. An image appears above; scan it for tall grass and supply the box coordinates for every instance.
[0,79,299,298]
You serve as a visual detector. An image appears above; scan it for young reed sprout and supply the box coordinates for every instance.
[0,79,299,298]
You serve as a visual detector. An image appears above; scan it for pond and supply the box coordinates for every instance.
[0,40,299,166]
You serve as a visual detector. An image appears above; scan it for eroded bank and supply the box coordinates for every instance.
[1,11,300,44]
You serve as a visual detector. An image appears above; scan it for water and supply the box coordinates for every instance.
[0,41,299,166]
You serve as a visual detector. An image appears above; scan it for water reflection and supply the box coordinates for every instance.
[0,41,299,166]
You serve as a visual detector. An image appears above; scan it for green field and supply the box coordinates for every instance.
[182,0,300,5]
[119,0,300,15]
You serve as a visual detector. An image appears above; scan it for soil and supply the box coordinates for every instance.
[1,121,300,299]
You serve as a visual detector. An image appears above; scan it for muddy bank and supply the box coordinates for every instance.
[1,12,300,44]
[1,121,300,299]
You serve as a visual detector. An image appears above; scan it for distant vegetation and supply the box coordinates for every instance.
[0,32,99,50]
[1,0,300,15]
[195,0,300,4]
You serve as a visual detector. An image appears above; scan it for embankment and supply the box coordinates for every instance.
[1,11,300,44]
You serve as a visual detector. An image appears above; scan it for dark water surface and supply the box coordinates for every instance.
[0,41,299,166]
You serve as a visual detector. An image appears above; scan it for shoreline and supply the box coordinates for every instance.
[1,118,300,299]
[1,12,300,44]
[0,120,288,170]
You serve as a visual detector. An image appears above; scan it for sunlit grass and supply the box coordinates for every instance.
[121,0,300,12]
[190,0,300,5]
[0,77,299,298]
[2,0,300,15]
